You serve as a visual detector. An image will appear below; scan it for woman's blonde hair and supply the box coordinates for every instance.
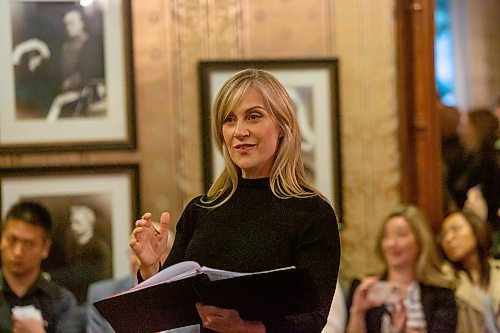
[375,204,451,288]
[202,68,324,206]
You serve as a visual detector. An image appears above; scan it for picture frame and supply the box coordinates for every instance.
[0,0,135,153]
[0,164,140,303]
[198,58,342,221]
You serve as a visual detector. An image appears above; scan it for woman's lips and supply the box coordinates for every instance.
[234,144,256,153]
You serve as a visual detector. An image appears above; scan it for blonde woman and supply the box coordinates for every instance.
[346,204,457,333]
[130,69,340,332]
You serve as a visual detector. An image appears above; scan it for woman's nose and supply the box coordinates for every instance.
[384,238,397,247]
[233,122,249,138]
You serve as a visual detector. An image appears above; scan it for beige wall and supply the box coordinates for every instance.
[331,0,400,283]
[0,0,401,285]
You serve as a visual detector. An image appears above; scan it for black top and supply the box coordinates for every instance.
[450,146,499,231]
[163,177,341,333]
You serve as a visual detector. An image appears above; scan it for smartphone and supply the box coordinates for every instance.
[11,305,43,320]
[366,281,401,305]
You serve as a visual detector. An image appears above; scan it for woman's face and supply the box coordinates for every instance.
[440,213,477,263]
[222,86,281,178]
[381,216,420,270]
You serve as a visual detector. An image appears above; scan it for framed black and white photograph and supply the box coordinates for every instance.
[0,164,140,304]
[199,59,342,220]
[0,0,135,153]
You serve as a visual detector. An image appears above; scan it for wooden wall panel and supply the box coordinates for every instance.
[397,0,443,232]
[241,0,334,57]
[130,0,182,222]
[332,0,400,282]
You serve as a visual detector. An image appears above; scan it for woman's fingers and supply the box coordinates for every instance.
[196,303,241,331]
[135,212,152,227]
[356,276,379,298]
[391,301,407,331]
[360,276,380,288]
[130,214,154,252]
[159,212,170,235]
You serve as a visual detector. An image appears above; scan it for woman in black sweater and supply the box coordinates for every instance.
[130,68,340,332]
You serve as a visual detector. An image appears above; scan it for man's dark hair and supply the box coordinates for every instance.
[3,201,53,238]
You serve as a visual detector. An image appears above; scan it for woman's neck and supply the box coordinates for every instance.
[462,251,482,287]
[388,267,416,288]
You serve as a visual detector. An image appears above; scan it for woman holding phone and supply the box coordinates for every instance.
[346,204,457,333]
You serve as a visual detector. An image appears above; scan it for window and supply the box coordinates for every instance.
[435,0,456,106]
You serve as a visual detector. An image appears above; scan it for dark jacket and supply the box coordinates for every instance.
[0,273,78,333]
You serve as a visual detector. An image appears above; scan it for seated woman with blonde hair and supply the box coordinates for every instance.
[346,204,457,333]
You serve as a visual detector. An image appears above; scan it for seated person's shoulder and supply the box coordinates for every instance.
[40,273,76,303]
[87,276,134,303]
[346,277,364,306]
[348,277,362,290]
[420,282,455,299]
[490,259,500,282]
[88,278,116,295]
[490,259,500,270]
[347,275,379,291]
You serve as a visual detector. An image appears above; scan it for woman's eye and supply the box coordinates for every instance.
[223,116,235,123]
[248,113,260,120]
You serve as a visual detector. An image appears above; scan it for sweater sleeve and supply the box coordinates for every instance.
[264,200,341,333]
[162,197,199,268]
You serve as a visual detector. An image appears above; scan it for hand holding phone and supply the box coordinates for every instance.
[11,305,43,321]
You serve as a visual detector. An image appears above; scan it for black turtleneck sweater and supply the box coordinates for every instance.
[164,178,340,333]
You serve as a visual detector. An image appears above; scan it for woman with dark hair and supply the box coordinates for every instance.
[451,108,499,234]
[439,210,500,333]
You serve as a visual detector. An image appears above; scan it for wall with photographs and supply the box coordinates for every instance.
[0,0,399,284]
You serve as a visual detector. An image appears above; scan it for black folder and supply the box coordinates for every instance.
[94,266,319,333]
